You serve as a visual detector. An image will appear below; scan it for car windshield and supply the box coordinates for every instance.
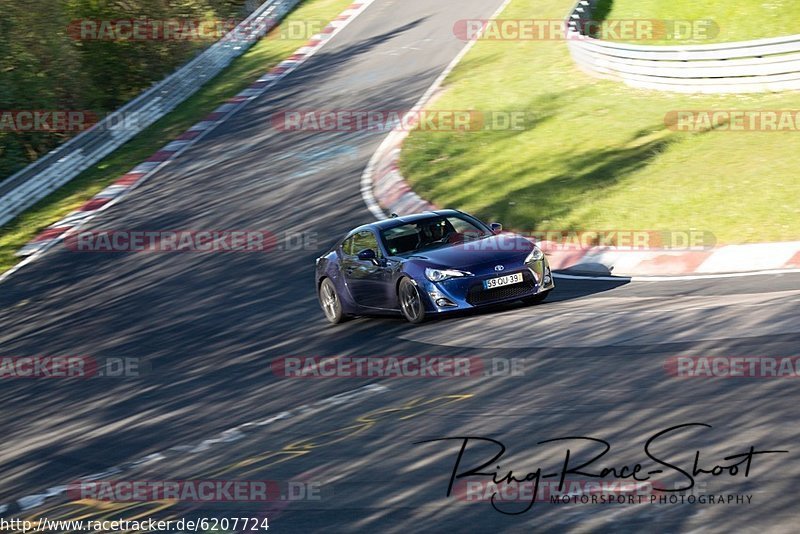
[380,215,492,256]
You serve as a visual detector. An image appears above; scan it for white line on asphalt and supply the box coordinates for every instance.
[554,268,800,282]
[2,384,388,513]
[359,0,514,221]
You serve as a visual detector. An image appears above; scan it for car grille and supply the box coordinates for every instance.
[467,270,536,305]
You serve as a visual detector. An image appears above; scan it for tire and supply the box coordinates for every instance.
[319,278,347,324]
[398,278,426,324]
[522,290,551,306]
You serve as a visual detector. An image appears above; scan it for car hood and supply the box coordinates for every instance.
[408,234,534,271]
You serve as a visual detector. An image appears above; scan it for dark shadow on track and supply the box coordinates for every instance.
[339,276,632,326]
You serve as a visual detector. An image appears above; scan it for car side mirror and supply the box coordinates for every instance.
[490,223,503,234]
[357,248,376,260]
[357,248,380,265]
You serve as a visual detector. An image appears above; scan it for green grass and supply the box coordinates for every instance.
[400,0,800,245]
[600,0,800,44]
[0,0,352,273]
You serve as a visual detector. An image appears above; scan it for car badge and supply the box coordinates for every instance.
[494,265,505,272]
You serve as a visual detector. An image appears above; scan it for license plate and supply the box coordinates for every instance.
[483,272,523,289]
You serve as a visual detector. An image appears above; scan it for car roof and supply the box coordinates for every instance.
[365,209,464,232]
[338,209,476,247]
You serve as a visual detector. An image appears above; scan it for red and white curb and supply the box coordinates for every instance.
[5,1,376,281]
[364,129,800,277]
[543,241,800,277]
[358,0,513,222]
[358,1,800,278]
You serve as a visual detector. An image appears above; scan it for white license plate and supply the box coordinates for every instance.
[483,272,523,289]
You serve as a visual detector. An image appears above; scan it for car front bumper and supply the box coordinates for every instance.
[418,257,555,314]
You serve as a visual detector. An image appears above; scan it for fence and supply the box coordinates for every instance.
[566,0,800,94]
[0,0,302,227]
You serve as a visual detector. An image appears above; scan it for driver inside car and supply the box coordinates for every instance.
[417,219,450,247]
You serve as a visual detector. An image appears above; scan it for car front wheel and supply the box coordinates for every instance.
[319,278,347,324]
[398,278,426,324]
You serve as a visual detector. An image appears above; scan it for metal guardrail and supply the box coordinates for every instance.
[566,0,800,93]
[0,0,302,227]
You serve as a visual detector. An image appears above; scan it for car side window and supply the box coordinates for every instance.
[341,236,356,257]
[447,216,485,242]
[447,216,481,234]
[352,231,381,258]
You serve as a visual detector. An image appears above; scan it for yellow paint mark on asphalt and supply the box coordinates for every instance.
[12,393,476,529]
[216,394,474,478]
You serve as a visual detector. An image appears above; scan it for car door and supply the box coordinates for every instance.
[341,230,393,309]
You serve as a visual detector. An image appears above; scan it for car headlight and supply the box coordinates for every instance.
[525,246,544,263]
[425,268,472,282]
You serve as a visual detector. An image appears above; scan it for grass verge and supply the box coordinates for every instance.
[599,0,800,44]
[0,0,352,273]
[401,0,800,245]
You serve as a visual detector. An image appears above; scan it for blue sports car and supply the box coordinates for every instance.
[315,209,555,324]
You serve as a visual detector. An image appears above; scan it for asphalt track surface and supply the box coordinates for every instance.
[1,0,799,532]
